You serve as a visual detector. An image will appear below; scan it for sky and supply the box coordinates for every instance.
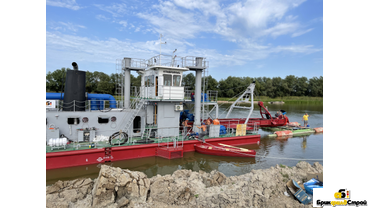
[46,0,323,81]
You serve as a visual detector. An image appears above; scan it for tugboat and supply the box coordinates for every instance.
[46,53,261,170]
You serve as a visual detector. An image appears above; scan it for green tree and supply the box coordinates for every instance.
[46,68,69,92]
[131,74,142,87]
[205,75,219,91]
[283,75,296,96]
[308,76,323,97]
[264,78,275,98]
[272,77,283,97]
[85,71,97,93]
[295,77,308,96]
[182,73,196,90]
[91,71,114,94]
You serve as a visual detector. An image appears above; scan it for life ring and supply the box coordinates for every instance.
[48,124,55,130]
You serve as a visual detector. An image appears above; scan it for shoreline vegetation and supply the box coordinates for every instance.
[46,161,322,208]
[217,96,323,104]
[48,94,323,104]
[46,68,323,99]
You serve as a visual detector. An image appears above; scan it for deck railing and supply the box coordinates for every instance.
[46,99,124,112]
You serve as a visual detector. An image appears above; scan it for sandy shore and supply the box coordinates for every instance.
[46,161,322,208]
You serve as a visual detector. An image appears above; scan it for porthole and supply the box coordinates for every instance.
[111,116,116,122]
[82,117,89,123]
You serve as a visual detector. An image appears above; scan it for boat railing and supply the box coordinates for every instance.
[156,127,184,149]
[184,89,194,100]
[122,57,146,69]
[218,119,252,135]
[123,126,184,148]
[46,99,124,112]
[183,90,218,103]
[47,122,255,152]
[147,54,181,67]
[206,90,218,102]
[182,56,209,68]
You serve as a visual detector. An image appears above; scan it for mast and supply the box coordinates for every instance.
[159,34,166,66]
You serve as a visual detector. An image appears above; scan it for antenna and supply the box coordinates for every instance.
[172,49,177,66]
[159,34,166,65]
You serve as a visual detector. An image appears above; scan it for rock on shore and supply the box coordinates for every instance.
[46,161,323,208]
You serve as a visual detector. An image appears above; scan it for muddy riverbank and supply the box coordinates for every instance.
[46,161,322,208]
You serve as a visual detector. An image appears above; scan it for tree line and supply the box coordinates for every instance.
[46,68,323,98]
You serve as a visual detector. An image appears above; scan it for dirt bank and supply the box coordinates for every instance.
[46,161,322,208]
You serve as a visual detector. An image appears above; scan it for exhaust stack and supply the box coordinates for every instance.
[62,62,86,111]
[72,62,78,71]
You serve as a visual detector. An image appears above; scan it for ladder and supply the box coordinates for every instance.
[122,99,145,134]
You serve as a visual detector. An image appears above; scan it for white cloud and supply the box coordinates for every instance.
[46,30,321,74]
[135,0,309,44]
[137,1,212,39]
[46,0,321,73]
[291,28,314,37]
[59,22,86,32]
[46,31,173,65]
[224,0,307,39]
[309,16,323,23]
[96,14,110,21]
[272,45,321,54]
[94,3,127,17]
[48,21,86,32]
[262,22,300,38]
[46,0,81,10]
[118,20,128,27]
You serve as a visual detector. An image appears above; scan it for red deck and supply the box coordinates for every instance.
[46,134,260,170]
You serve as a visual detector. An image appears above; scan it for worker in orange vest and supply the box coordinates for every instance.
[213,118,220,125]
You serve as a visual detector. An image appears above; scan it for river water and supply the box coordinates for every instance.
[46,103,323,185]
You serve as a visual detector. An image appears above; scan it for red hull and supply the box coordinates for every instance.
[46,134,260,170]
[194,144,256,157]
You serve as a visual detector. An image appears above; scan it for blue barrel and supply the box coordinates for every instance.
[220,125,227,135]
[201,93,208,102]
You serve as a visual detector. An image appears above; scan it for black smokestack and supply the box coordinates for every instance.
[63,62,86,111]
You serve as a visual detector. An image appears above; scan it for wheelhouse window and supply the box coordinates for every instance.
[164,74,172,86]
[145,75,154,87]
[173,75,181,86]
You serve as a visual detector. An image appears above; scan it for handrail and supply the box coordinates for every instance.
[46,99,124,112]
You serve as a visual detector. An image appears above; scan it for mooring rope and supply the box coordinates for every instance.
[203,141,323,161]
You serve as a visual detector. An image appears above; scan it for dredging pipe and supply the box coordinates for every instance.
[46,93,117,108]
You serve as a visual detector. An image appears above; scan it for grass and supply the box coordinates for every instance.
[280,171,290,182]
